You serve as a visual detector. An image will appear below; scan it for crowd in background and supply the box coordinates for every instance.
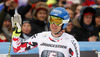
[0,0,100,42]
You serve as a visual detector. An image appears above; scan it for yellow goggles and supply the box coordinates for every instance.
[49,16,63,26]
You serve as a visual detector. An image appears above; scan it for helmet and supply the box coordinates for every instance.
[49,7,70,29]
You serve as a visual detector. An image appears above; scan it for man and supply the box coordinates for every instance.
[12,7,80,57]
[2,14,12,42]
[71,6,96,41]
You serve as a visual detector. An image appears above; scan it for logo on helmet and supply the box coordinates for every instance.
[64,15,69,19]
[52,9,62,16]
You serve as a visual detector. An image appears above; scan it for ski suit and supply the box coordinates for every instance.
[12,31,80,57]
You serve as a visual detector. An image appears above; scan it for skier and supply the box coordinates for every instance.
[12,7,80,57]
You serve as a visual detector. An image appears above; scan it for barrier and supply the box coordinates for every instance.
[0,42,10,54]
[0,42,100,55]
[10,44,39,55]
[80,51,98,57]
[79,41,100,51]
[0,42,39,55]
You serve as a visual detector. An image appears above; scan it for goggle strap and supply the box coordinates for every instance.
[63,19,70,23]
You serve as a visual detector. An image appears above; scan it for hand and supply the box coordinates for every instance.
[88,36,97,42]
[11,12,22,28]
[11,12,22,37]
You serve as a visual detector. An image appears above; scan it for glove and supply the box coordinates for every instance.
[12,14,22,28]
[11,12,22,37]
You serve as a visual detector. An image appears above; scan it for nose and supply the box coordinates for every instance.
[52,23,57,27]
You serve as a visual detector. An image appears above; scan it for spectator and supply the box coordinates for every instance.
[20,19,33,41]
[71,6,96,41]
[95,8,100,27]
[30,2,49,35]
[0,0,18,18]
[0,13,11,42]
[23,0,41,19]
[2,14,12,42]
[75,4,83,19]
[65,19,73,34]
[0,0,44,41]
[93,8,100,40]
[2,0,39,20]
[0,0,18,42]
[0,1,13,42]
[66,7,74,20]
[0,5,7,42]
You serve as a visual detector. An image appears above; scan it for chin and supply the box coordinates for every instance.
[52,30,58,33]
[41,19,45,21]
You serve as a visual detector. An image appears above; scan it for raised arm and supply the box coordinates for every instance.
[12,13,38,53]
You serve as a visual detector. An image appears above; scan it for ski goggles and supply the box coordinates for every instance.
[49,16,69,26]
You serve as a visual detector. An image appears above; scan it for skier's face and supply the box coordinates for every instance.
[50,23,62,34]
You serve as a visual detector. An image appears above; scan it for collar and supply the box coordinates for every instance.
[49,32,63,42]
